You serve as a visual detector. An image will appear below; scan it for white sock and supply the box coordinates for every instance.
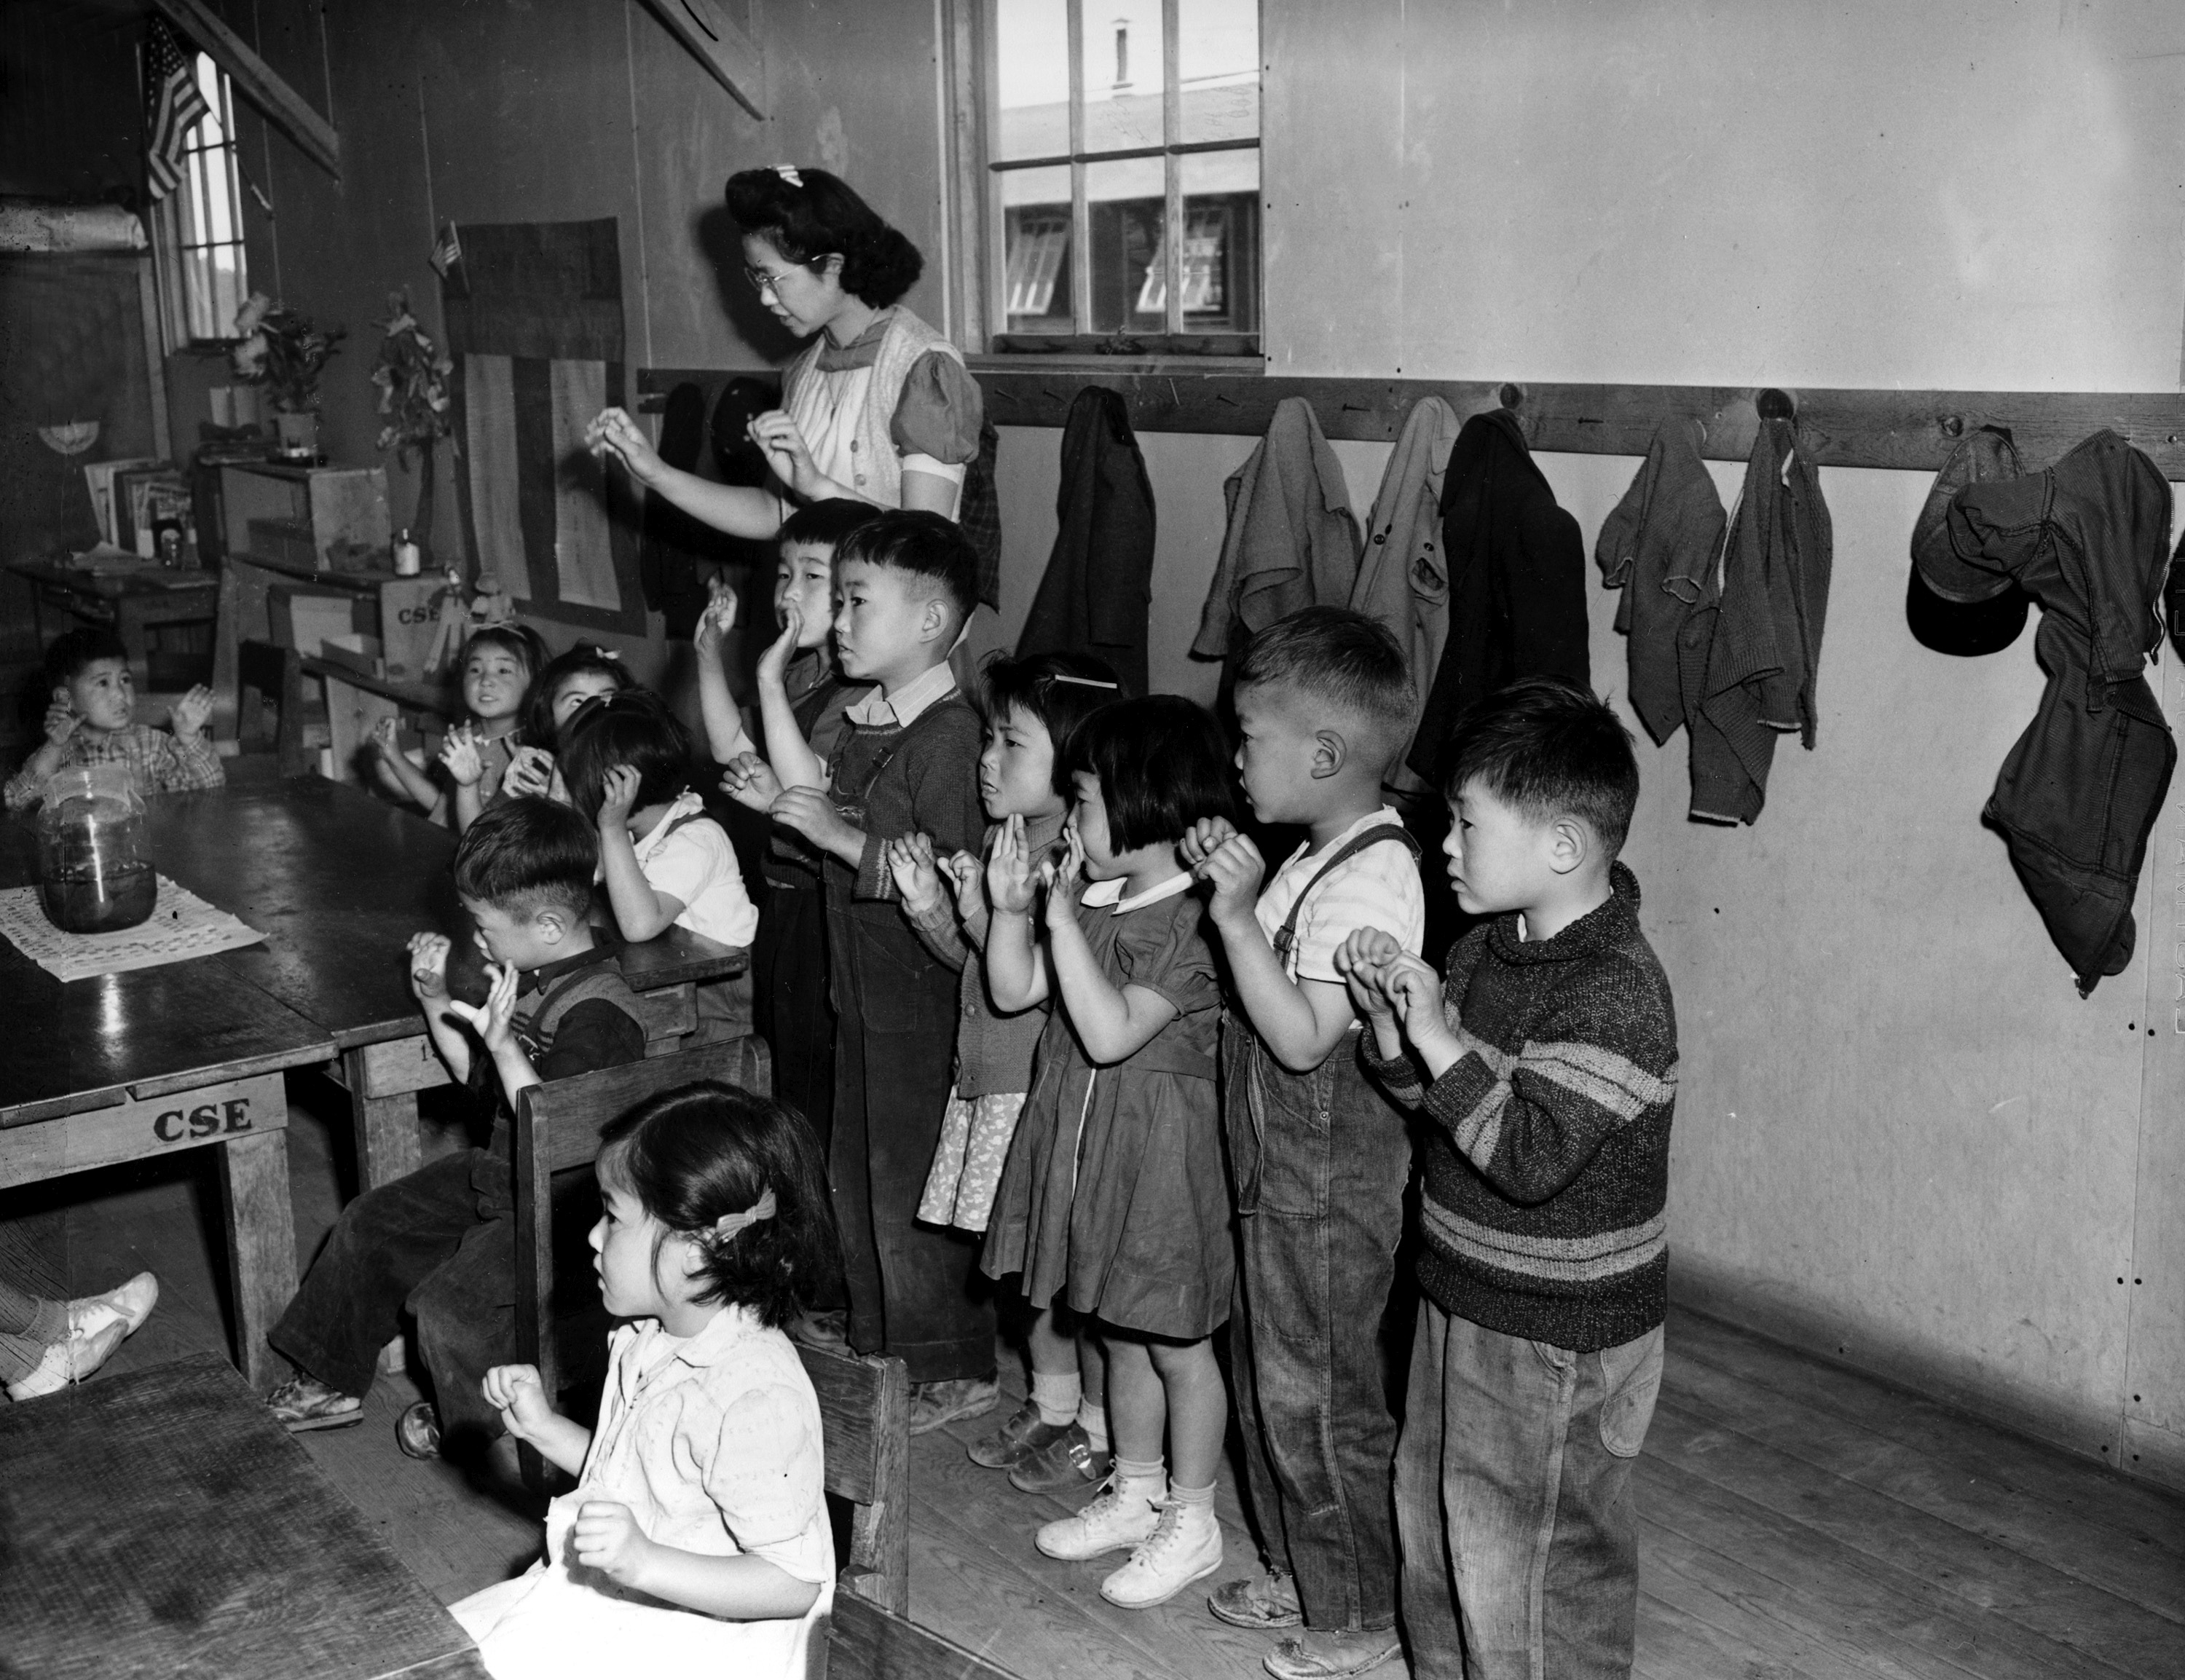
[1111,1454,1165,1505]
[1031,1370,1082,1428]
[1078,1397,1109,1452]
[1167,1479,1217,1526]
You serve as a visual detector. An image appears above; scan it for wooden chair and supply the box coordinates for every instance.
[511,1036,771,1488]
[797,1339,910,1617]
[816,1594,1013,1680]
[233,638,311,778]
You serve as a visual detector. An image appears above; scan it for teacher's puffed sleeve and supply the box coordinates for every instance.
[889,352,983,468]
[701,1381,830,1578]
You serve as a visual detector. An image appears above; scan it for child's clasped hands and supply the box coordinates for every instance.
[482,1362,653,1585]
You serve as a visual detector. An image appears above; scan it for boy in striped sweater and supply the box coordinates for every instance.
[1340,676,1676,1680]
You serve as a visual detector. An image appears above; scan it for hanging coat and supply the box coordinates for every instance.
[1685,417,1832,825]
[1594,420,1725,747]
[1944,430,2176,995]
[1352,396,1460,792]
[1017,386,1155,697]
[1406,408,1589,788]
[1192,396,1360,671]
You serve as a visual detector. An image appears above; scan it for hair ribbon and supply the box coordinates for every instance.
[708,1188,777,1245]
[1052,674,1119,689]
[774,165,803,188]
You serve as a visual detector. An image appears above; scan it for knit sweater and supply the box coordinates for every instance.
[1361,863,1677,1351]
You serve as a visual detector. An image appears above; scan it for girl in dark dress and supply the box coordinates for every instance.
[982,697,1240,1612]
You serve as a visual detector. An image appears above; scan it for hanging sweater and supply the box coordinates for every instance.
[1192,395,1360,669]
[1352,396,1461,792]
[1406,409,1590,787]
[1360,864,1677,1352]
[1018,387,1156,696]
[1594,421,1725,748]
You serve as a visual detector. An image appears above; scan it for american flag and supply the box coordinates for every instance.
[145,18,209,201]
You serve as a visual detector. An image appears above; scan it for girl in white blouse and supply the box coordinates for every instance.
[452,1081,843,1679]
[586,165,983,536]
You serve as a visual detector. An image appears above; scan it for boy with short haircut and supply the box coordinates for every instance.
[265,797,647,1462]
[763,510,994,1431]
[1183,606,1425,1680]
[5,628,221,811]
[1341,677,1677,1680]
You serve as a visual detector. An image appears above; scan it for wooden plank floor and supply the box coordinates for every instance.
[4,1073,2179,1680]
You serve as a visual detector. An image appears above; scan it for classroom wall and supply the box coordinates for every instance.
[984,0,2185,1487]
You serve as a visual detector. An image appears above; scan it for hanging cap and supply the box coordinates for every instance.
[1907,426,2031,656]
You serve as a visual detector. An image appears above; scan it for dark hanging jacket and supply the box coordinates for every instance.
[1594,420,1725,747]
[1407,409,1589,787]
[1682,417,1832,826]
[1942,430,2176,994]
[1018,386,1156,696]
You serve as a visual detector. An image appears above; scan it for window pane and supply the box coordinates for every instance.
[194,54,226,149]
[994,0,1068,162]
[204,150,235,245]
[1001,165,1072,333]
[1178,147,1259,331]
[1081,0,1164,155]
[184,248,216,342]
[1178,0,1259,143]
[212,247,243,342]
[1085,158,1162,333]
[184,146,213,246]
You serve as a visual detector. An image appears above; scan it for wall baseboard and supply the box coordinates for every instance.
[1670,1255,2182,1495]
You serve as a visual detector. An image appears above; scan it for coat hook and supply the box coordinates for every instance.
[1939,414,1965,438]
[1498,382,1524,410]
[1755,387,1797,422]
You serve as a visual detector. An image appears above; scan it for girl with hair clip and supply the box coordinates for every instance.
[451,1081,843,1678]
[880,652,1121,1485]
[981,696,1241,1610]
[371,623,548,832]
[501,642,638,802]
[586,165,983,537]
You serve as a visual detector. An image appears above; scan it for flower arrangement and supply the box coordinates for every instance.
[371,289,457,562]
[230,293,345,414]
[369,290,454,462]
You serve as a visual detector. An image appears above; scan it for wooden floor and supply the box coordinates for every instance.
[5,1070,2181,1680]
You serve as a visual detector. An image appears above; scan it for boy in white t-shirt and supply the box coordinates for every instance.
[562,690,759,1041]
[1182,609,1425,1680]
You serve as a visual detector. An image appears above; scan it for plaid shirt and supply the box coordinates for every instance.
[4,722,225,812]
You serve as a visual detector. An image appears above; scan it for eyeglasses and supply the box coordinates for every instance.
[743,262,810,296]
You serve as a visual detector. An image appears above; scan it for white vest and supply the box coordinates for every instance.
[782,307,967,517]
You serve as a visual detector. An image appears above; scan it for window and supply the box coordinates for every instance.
[980,0,1261,354]
[153,53,250,346]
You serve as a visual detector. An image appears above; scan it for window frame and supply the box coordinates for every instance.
[150,52,251,352]
[948,0,1264,362]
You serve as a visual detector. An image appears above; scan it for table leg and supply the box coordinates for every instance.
[217,1128,297,1392]
[344,1045,425,1188]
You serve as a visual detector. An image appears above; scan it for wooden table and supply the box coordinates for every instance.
[298,652,461,788]
[0,1352,486,1679]
[0,830,334,1392]
[6,557,220,690]
[144,778,751,1191]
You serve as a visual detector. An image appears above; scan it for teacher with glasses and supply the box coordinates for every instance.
[587,165,983,535]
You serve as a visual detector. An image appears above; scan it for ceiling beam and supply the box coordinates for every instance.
[637,0,764,119]
[151,0,340,182]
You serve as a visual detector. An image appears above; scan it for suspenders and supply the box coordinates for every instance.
[1268,822,1425,969]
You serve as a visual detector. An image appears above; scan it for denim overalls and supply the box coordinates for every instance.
[1225,824,1420,1636]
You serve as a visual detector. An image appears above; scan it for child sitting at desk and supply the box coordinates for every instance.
[4,628,220,812]
[561,690,758,1041]
[264,797,648,1462]
[370,624,547,831]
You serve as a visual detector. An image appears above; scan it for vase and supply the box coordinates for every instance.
[272,410,320,463]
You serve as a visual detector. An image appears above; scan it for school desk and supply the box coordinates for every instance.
[0,828,334,1393]
[0,1352,486,1679]
[140,777,752,1192]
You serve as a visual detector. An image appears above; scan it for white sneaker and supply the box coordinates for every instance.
[6,1318,129,1401]
[1034,1472,1162,1561]
[1099,1500,1223,1609]
[67,1271,158,1340]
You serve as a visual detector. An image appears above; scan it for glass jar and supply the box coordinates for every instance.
[36,765,157,933]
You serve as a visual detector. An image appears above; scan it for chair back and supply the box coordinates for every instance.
[235,639,310,776]
[796,1341,910,1616]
